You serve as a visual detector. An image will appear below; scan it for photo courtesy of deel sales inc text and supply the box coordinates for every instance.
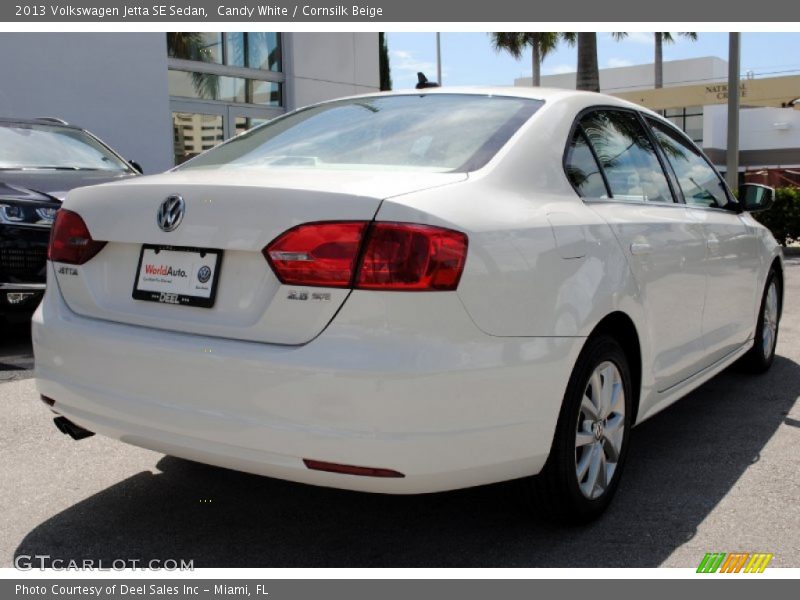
[0,0,799,596]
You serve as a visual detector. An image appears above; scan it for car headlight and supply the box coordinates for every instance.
[0,202,56,225]
[0,203,25,223]
[35,207,57,223]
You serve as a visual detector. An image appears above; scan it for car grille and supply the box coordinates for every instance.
[0,246,47,279]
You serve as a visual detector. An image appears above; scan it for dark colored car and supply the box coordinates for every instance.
[0,117,141,322]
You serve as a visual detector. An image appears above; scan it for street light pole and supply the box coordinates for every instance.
[436,32,442,85]
[726,32,741,191]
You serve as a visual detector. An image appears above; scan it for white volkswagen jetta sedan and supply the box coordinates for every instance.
[34,88,783,522]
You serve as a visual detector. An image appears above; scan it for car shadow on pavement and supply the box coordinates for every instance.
[13,356,800,567]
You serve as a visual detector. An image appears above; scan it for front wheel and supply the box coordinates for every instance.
[523,335,632,524]
[741,269,781,373]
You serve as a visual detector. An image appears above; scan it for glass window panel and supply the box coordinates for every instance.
[684,106,703,115]
[684,115,703,142]
[565,129,608,198]
[168,70,281,106]
[225,32,281,71]
[167,33,223,64]
[246,32,281,72]
[581,110,674,203]
[225,32,245,67]
[649,119,731,209]
[667,116,683,129]
[172,112,224,165]
[665,108,683,117]
[250,80,282,106]
[235,116,272,136]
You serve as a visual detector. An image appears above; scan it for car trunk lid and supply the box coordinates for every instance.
[52,167,466,344]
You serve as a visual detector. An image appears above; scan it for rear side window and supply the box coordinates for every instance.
[648,119,734,209]
[578,110,674,203]
[565,129,608,198]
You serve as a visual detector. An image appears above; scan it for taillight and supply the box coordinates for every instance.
[48,209,107,265]
[264,222,367,288]
[357,223,468,291]
[263,221,468,291]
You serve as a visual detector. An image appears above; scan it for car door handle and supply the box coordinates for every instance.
[707,238,720,249]
[630,242,652,255]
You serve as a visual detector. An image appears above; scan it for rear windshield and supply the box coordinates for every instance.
[178,94,543,173]
[0,123,133,172]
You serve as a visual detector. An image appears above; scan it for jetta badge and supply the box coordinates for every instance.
[157,195,185,232]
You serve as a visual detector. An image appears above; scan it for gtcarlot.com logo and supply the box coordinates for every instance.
[14,554,194,571]
[697,552,773,573]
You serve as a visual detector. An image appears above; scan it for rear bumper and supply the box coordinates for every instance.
[33,264,584,493]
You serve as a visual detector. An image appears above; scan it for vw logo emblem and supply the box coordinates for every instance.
[157,195,185,232]
[197,265,212,284]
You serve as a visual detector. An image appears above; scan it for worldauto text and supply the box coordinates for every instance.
[16,4,384,18]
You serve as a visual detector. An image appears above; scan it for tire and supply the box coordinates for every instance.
[741,268,781,373]
[523,334,633,524]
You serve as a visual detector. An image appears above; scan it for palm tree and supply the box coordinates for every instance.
[576,33,599,92]
[379,32,392,91]
[491,33,559,87]
[654,33,698,88]
[563,33,627,93]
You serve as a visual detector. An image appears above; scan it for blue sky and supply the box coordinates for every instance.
[385,32,800,89]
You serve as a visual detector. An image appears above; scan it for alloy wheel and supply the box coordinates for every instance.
[575,361,626,499]
[762,280,779,357]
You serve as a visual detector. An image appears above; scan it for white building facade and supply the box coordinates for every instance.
[0,32,380,174]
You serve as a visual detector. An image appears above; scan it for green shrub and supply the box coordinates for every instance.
[753,187,800,246]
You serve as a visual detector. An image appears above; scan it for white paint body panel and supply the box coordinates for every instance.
[34,88,782,493]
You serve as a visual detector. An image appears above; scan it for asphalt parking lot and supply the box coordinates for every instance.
[2,262,799,569]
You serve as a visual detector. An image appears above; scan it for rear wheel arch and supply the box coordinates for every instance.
[584,312,642,424]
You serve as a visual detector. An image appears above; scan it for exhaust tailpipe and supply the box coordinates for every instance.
[53,416,95,441]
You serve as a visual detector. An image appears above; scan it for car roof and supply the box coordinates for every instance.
[0,117,82,130]
[317,86,661,119]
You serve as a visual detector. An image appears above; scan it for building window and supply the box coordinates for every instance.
[167,32,284,165]
[167,32,224,64]
[168,32,280,72]
[661,106,703,145]
[167,70,281,107]
[225,32,281,72]
[172,112,223,165]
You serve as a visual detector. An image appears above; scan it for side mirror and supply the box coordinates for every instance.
[740,183,774,212]
[128,160,144,174]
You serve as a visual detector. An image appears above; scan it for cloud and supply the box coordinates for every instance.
[607,57,634,68]
[618,32,653,45]
[543,64,574,75]
[389,49,442,89]
[391,49,436,73]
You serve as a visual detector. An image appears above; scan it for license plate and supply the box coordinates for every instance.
[133,245,222,308]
